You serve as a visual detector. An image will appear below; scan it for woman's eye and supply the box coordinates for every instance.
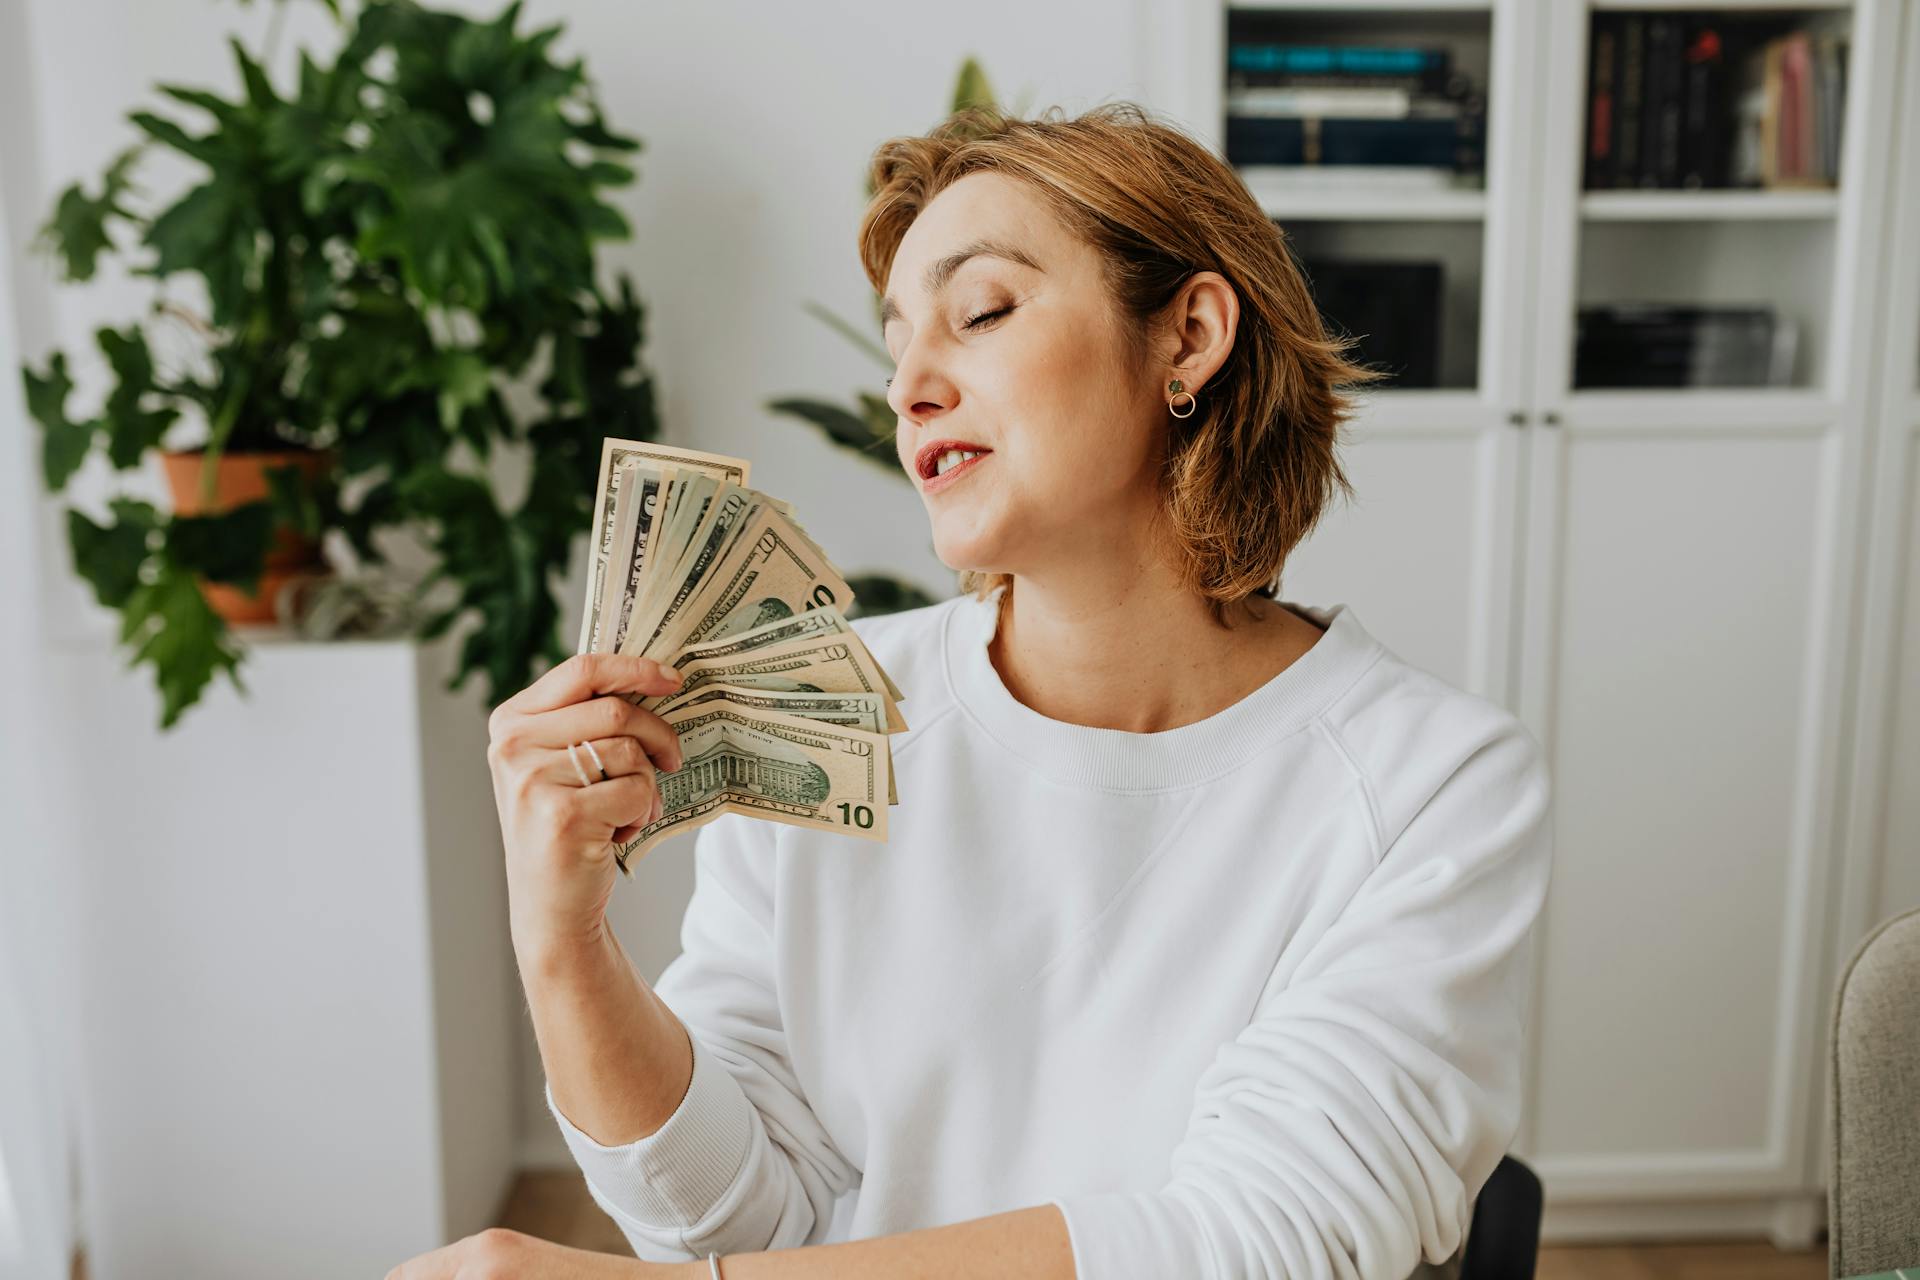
[962,305,1012,330]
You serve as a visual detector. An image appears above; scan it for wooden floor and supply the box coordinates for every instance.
[494,1170,1833,1278]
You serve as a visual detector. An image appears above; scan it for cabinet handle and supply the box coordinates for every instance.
[1508,410,1528,427]
[1541,411,1561,427]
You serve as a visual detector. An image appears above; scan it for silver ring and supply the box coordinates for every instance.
[580,738,609,780]
[566,742,595,787]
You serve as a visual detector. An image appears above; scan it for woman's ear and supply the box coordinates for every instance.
[1159,271,1238,392]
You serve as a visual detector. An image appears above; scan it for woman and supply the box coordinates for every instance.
[393,102,1554,1280]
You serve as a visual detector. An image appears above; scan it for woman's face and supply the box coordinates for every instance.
[883,172,1165,584]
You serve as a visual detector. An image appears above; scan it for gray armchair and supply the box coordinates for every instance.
[1828,904,1920,1278]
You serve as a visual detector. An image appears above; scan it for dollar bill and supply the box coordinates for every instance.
[615,701,891,868]
[579,440,750,654]
[653,683,891,734]
[648,629,906,734]
[647,622,905,805]
[624,482,759,660]
[591,460,647,653]
[604,467,670,654]
[643,505,856,662]
[660,605,905,705]
[642,683,895,806]
[670,605,858,661]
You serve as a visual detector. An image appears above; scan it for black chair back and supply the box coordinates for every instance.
[1459,1154,1543,1280]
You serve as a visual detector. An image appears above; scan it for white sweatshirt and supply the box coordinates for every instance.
[545,585,1555,1279]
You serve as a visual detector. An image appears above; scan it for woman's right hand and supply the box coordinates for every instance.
[485,652,687,957]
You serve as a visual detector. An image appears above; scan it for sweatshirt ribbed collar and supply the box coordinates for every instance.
[942,585,1383,793]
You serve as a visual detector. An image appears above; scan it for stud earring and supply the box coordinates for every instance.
[1168,377,1197,419]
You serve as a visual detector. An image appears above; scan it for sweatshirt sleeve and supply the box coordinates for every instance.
[1047,714,1555,1280]
[544,812,861,1261]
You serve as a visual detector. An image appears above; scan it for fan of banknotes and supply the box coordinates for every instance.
[577,438,906,875]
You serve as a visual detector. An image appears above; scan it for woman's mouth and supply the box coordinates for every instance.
[922,450,990,494]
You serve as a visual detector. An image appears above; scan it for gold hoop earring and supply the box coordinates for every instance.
[1168,377,1197,419]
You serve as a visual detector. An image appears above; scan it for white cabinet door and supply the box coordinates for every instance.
[1510,0,1905,1232]
[1281,407,1529,701]
[1512,405,1854,1205]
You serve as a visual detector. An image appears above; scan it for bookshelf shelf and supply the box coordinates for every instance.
[1228,0,1492,12]
[1243,170,1488,220]
[1589,0,1851,10]
[1310,388,1494,437]
[1578,188,1840,219]
[1556,386,1840,427]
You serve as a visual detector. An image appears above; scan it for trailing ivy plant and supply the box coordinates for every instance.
[764,57,1031,617]
[21,0,658,727]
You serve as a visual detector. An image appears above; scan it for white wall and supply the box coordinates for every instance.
[1,0,1167,1261]
[1,0,85,1273]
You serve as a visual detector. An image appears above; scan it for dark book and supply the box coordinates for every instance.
[1225,41,1464,96]
[1297,257,1444,389]
[1227,116,1307,165]
[1585,15,1619,190]
[1321,117,1480,168]
[1642,16,1682,188]
[1616,14,1646,187]
[1227,116,1479,170]
[1832,37,1849,181]
[1662,17,1689,186]
[1680,21,1728,189]
[1574,304,1792,388]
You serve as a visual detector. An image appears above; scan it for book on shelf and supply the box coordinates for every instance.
[1644,16,1679,188]
[1298,258,1445,390]
[1224,37,1485,179]
[1585,12,1846,192]
[1239,163,1482,195]
[1226,41,1469,98]
[1228,85,1419,120]
[1574,303,1798,388]
[1585,18,1618,189]
[1680,21,1728,189]
[1616,14,1647,187]
[1227,115,1483,171]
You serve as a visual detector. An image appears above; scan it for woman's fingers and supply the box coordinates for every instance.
[495,652,682,718]
[558,771,660,833]
[609,813,656,849]
[511,695,685,774]
[543,736,658,788]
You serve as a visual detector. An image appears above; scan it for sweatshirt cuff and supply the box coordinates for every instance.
[1048,1189,1203,1280]
[544,1027,757,1228]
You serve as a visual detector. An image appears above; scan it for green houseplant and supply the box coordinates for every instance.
[22,0,657,727]
[764,57,1034,617]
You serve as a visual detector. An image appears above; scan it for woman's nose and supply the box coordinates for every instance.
[886,355,953,424]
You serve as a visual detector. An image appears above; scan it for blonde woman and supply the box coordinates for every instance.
[393,102,1554,1280]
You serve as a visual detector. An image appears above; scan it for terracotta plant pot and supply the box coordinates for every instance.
[161,450,335,625]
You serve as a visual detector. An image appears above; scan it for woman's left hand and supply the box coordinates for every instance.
[383,1227,661,1278]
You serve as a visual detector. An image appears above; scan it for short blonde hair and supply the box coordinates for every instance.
[858,101,1389,625]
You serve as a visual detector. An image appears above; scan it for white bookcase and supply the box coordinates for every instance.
[1145,0,1918,1245]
